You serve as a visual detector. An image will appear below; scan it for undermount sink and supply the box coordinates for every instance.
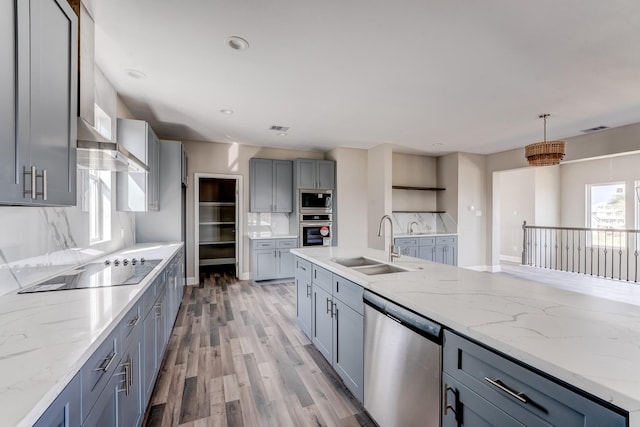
[352,263,412,275]
[331,256,412,275]
[331,257,382,267]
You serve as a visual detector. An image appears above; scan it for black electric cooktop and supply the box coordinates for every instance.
[19,258,161,293]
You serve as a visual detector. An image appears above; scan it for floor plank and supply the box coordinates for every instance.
[143,271,374,426]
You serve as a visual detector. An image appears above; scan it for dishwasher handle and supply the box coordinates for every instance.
[364,290,442,342]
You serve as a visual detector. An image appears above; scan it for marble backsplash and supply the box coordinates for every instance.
[392,212,457,235]
[247,212,290,235]
[0,176,135,296]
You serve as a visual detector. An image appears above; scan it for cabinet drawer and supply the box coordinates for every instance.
[81,328,121,422]
[254,239,275,249]
[395,237,418,247]
[443,331,626,427]
[333,275,364,314]
[418,236,436,246]
[296,257,311,276]
[276,238,298,249]
[312,264,332,293]
[121,302,142,351]
[436,236,457,245]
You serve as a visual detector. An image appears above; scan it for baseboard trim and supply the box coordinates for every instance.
[500,255,522,263]
[187,276,199,286]
[464,265,497,272]
[239,272,251,281]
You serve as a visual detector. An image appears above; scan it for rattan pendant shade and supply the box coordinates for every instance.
[525,114,565,166]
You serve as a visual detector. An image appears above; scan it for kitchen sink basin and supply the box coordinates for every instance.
[352,263,411,275]
[331,257,381,267]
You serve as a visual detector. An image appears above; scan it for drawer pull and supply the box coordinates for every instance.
[484,377,528,404]
[306,284,311,297]
[127,315,140,328]
[94,351,117,373]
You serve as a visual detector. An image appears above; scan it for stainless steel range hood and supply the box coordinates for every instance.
[76,117,149,172]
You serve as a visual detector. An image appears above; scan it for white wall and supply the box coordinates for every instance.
[457,153,487,267]
[436,153,459,223]
[534,166,561,226]
[392,153,438,211]
[367,145,393,250]
[497,168,535,261]
[560,154,640,228]
[326,148,368,248]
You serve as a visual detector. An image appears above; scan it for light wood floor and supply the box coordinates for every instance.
[143,272,375,427]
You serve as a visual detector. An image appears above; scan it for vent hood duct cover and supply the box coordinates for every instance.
[76,118,149,172]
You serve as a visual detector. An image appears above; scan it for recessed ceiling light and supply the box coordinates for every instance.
[220,109,234,115]
[225,36,249,50]
[125,69,147,79]
[277,133,287,137]
[432,143,444,147]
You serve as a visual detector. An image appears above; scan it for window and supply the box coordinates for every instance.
[587,182,625,246]
[88,170,111,244]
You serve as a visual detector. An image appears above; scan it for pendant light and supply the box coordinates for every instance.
[525,114,566,166]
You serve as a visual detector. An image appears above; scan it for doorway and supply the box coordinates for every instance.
[195,173,242,280]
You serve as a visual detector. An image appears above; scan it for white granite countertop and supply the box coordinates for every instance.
[292,246,640,425]
[247,232,298,240]
[394,232,457,238]
[0,242,183,427]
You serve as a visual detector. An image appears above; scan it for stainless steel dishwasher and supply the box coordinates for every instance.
[364,290,442,427]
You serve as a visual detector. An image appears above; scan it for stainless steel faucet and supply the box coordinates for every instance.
[409,221,419,234]
[377,215,400,262]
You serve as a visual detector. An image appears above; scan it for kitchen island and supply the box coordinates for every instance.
[0,243,183,427]
[292,246,640,426]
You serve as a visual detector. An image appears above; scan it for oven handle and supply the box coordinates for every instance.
[300,222,332,227]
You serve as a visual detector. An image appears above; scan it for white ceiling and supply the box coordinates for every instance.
[92,0,640,156]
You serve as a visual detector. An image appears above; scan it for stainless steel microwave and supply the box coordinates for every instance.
[299,189,332,213]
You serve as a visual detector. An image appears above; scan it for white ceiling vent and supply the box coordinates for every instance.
[269,125,289,132]
[581,125,609,133]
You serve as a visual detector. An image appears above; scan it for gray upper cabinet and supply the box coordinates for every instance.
[295,159,335,190]
[0,0,77,206]
[249,158,292,212]
[116,119,160,212]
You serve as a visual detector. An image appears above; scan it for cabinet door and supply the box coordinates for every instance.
[34,373,81,427]
[316,160,335,190]
[249,158,273,212]
[155,292,167,360]
[435,246,446,264]
[143,309,157,405]
[83,372,118,427]
[28,0,77,206]
[443,374,524,427]
[296,159,316,189]
[147,128,160,210]
[277,249,295,278]
[273,160,293,212]
[0,0,24,204]
[295,258,312,338]
[419,245,436,261]
[118,343,143,427]
[254,249,277,280]
[312,285,333,362]
[333,299,364,402]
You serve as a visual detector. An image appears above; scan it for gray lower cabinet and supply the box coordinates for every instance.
[309,263,364,402]
[295,258,312,338]
[249,158,293,212]
[443,330,627,426]
[1,0,77,206]
[251,238,297,280]
[394,235,457,266]
[294,159,335,190]
[36,251,184,427]
[33,373,81,427]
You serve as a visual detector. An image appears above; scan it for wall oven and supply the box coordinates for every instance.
[299,213,332,246]
[300,189,332,213]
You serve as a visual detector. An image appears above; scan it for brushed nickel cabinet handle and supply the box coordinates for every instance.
[484,377,528,404]
[41,169,47,201]
[23,166,36,199]
[306,284,311,297]
[94,351,117,372]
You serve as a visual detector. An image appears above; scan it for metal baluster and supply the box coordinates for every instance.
[626,232,630,282]
[577,230,581,274]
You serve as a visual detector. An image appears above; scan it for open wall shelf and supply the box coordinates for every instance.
[392,185,446,191]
